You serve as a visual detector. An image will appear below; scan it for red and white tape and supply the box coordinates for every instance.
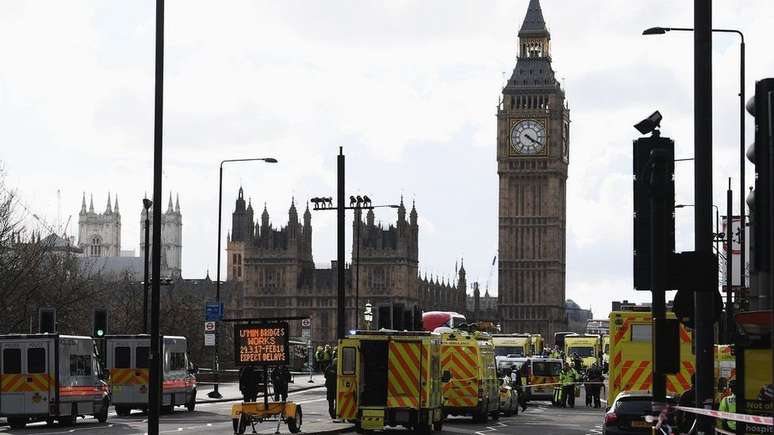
[674,405,772,426]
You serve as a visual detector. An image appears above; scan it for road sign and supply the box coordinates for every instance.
[205,303,223,321]
[204,333,215,346]
[204,321,216,332]
[301,318,311,328]
[234,322,289,366]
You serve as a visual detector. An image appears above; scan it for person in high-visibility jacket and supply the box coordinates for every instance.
[717,380,736,431]
[560,364,577,408]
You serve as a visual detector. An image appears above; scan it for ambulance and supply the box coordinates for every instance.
[441,330,499,423]
[492,334,531,363]
[607,311,694,404]
[564,334,601,370]
[521,357,563,401]
[529,334,544,356]
[601,335,610,372]
[0,334,110,429]
[105,335,197,415]
[336,331,444,433]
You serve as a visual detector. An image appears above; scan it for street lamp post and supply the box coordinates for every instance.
[310,193,399,335]
[208,157,277,400]
[142,198,152,334]
[364,302,373,330]
[643,24,746,314]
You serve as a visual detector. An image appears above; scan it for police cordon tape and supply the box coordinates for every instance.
[673,405,772,426]
[522,381,606,388]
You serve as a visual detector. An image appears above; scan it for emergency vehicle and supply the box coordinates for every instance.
[105,335,196,415]
[602,335,610,372]
[336,331,444,433]
[521,357,563,401]
[0,334,110,429]
[492,334,531,363]
[441,330,499,423]
[563,333,601,370]
[529,334,544,355]
[607,311,694,404]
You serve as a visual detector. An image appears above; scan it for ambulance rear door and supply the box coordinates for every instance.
[0,337,52,416]
[107,337,149,405]
[336,338,359,420]
[387,339,421,410]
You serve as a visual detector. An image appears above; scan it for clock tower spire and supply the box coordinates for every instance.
[496,0,570,338]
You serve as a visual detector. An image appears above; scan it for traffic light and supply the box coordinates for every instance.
[746,78,773,278]
[93,309,108,337]
[39,308,56,333]
[633,134,675,290]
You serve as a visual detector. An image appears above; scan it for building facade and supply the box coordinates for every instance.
[226,188,464,343]
[77,192,182,279]
[496,0,570,338]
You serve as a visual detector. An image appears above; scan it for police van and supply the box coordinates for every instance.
[105,335,197,415]
[0,334,110,429]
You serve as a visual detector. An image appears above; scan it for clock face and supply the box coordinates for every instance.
[510,119,546,155]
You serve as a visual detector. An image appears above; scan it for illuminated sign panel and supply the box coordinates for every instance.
[234,322,289,366]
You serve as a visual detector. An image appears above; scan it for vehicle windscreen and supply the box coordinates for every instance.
[532,361,562,376]
[568,346,594,357]
[495,346,524,357]
[614,398,655,415]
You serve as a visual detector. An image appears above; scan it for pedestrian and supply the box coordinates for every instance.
[560,364,577,408]
[325,359,338,419]
[272,365,291,402]
[315,346,323,371]
[512,364,527,412]
[717,380,736,432]
[586,363,603,408]
[271,367,281,402]
[239,365,258,403]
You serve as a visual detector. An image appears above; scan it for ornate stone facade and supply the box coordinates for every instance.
[496,0,569,338]
[78,193,121,257]
[226,188,465,344]
[138,193,183,278]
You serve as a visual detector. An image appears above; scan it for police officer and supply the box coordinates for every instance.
[315,346,323,371]
[717,380,736,432]
[560,364,577,408]
[586,363,603,408]
[239,365,258,403]
[512,364,527,412]
[325,359,337,419]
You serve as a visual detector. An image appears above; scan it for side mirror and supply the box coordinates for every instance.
[441,371,452,383]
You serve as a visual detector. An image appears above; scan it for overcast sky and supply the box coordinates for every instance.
[2,1,772,319]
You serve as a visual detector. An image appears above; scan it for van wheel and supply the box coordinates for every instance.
[490,409,500,420]
[415,422,432,435]
[432,419,443,432]
[472,403,489,424]
[186,390,196,412]
[8,417,27,429]
[287,406,302,433]
[161,404,173,414]
[115,406,131,417]
[96,399,110,423]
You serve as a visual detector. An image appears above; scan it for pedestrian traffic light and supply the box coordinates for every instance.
[93,309,108,337]
[746,78,773,277]
[39,308,56,333]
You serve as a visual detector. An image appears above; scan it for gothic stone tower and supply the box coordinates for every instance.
[139,193,183,278]
[78,193,121,257]
[496,0,569,338]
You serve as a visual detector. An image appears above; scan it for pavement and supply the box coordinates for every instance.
[0,375,350,435]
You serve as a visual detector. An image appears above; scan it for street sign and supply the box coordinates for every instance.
[204,321,216,332]
[234,322,289,366]
[204,333,215,346]
[205,303,223,321]
[301,318,311,328]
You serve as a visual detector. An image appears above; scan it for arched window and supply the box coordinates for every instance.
[90,236,102,257]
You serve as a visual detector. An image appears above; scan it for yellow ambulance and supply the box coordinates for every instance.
[530,334,544,356]
[336,331,444,433]
[564,333,601,370]
[441,331,499,423]
[607,311,694,404]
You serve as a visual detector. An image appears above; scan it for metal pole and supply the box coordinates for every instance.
[355,208,360,331]
[143,210,150,334]
[208,163,224,399]
[148,0,164,432]
[693,2,715,432]
[650,145,670,405]
[726,179,733,343]
[337,147,346,340]
[738,39,746,300]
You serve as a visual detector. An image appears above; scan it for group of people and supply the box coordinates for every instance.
[556,362,603,408]
[238,365,292,403]
[314,344,336,371]
[499,365,528,412]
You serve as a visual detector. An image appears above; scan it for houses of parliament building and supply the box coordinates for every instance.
[225,187,466,343]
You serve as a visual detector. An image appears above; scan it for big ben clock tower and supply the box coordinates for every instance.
[497,0,569,338]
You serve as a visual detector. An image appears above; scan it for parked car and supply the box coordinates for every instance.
[498,376,519,417]
[603,391,677,435]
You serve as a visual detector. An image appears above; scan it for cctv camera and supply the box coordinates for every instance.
[634,110,663,135]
